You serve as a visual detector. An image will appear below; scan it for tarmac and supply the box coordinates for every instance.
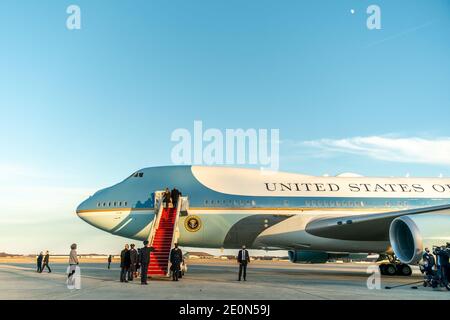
[1,260,449,300]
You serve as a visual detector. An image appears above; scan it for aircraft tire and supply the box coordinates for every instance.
[379,264,387,275]
[398,264,412,276]
[385,264,397,276]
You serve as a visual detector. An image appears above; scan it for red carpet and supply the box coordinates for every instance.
[147,207,176,276]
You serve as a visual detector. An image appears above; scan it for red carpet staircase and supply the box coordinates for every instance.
[147,207,177,276]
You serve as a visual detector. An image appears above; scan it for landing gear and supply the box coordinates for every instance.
[378,254,412,276]
[383,264,397,276]
[399,264,412,276]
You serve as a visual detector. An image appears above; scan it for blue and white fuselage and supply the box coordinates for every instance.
[76,166,450,263]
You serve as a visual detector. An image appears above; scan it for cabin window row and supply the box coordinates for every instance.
[305,200,366,208]
[96,201,128,208]
[385,201,409,207]
[304,200,409,208]
[202,200,409,208]
[204,199,257,206]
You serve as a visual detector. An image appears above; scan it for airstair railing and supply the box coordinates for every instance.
[148,191,164,246]
[165,196,187,276]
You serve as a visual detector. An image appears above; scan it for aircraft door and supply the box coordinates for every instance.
[153,191,165,212]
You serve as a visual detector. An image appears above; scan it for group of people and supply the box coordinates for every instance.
[119,244,140,283]
[36,245,80,281]
[36,251,51,273]
[113,187,183,284]
[36,242,251,284]
[422,244,450,288]
[162,187,181,209]
[118,241,185,283]
[117,241,154,285]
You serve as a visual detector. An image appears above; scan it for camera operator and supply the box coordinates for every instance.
[433,244,450,287]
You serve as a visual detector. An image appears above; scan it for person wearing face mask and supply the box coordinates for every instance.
[237,245,250,281]
[422,247,435,284]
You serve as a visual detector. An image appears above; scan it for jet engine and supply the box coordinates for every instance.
[389,214,450,264]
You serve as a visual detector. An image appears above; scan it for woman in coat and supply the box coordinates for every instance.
[163,188,171,209]
[68,243,79,279]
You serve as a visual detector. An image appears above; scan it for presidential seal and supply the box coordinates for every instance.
[184,215,202,232]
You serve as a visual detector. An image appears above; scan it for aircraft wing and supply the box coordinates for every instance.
[305,204,450,241]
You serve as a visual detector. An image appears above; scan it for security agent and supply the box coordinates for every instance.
[422,248,435,271]
[433,243,450,287]
[422,248,435,281]
[129,244,138,281]
[237,245,250,281]
[169,243,183,281]
[139,241,154,285]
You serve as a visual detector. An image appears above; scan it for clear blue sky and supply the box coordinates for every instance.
[1,0,450,254]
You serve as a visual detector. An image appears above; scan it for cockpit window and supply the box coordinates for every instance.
[132,172,144,178]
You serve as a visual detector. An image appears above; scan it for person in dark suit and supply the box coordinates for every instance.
[435,245,450,285]
[36,252,43,273]
[170,243,183,281]
[139,241,154,285]
[237,245,250,281]
[422,248,435,269]
[171,188,181,209]
[422,248,435,282]
[107,255,112,269]
[120,244,131,283]
[129,244,138,281]
[41,251,51,273]
[163,188,171,209]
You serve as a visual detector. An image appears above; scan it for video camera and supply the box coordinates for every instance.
[432,243,450,256]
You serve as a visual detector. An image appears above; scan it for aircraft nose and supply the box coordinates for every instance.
[76,197,100,225]
[77,209,117,231]
[76,198,122,232]
[76,194,92,212]
[76,198,92,223]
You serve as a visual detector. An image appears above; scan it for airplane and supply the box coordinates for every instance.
[76,165,450,276]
